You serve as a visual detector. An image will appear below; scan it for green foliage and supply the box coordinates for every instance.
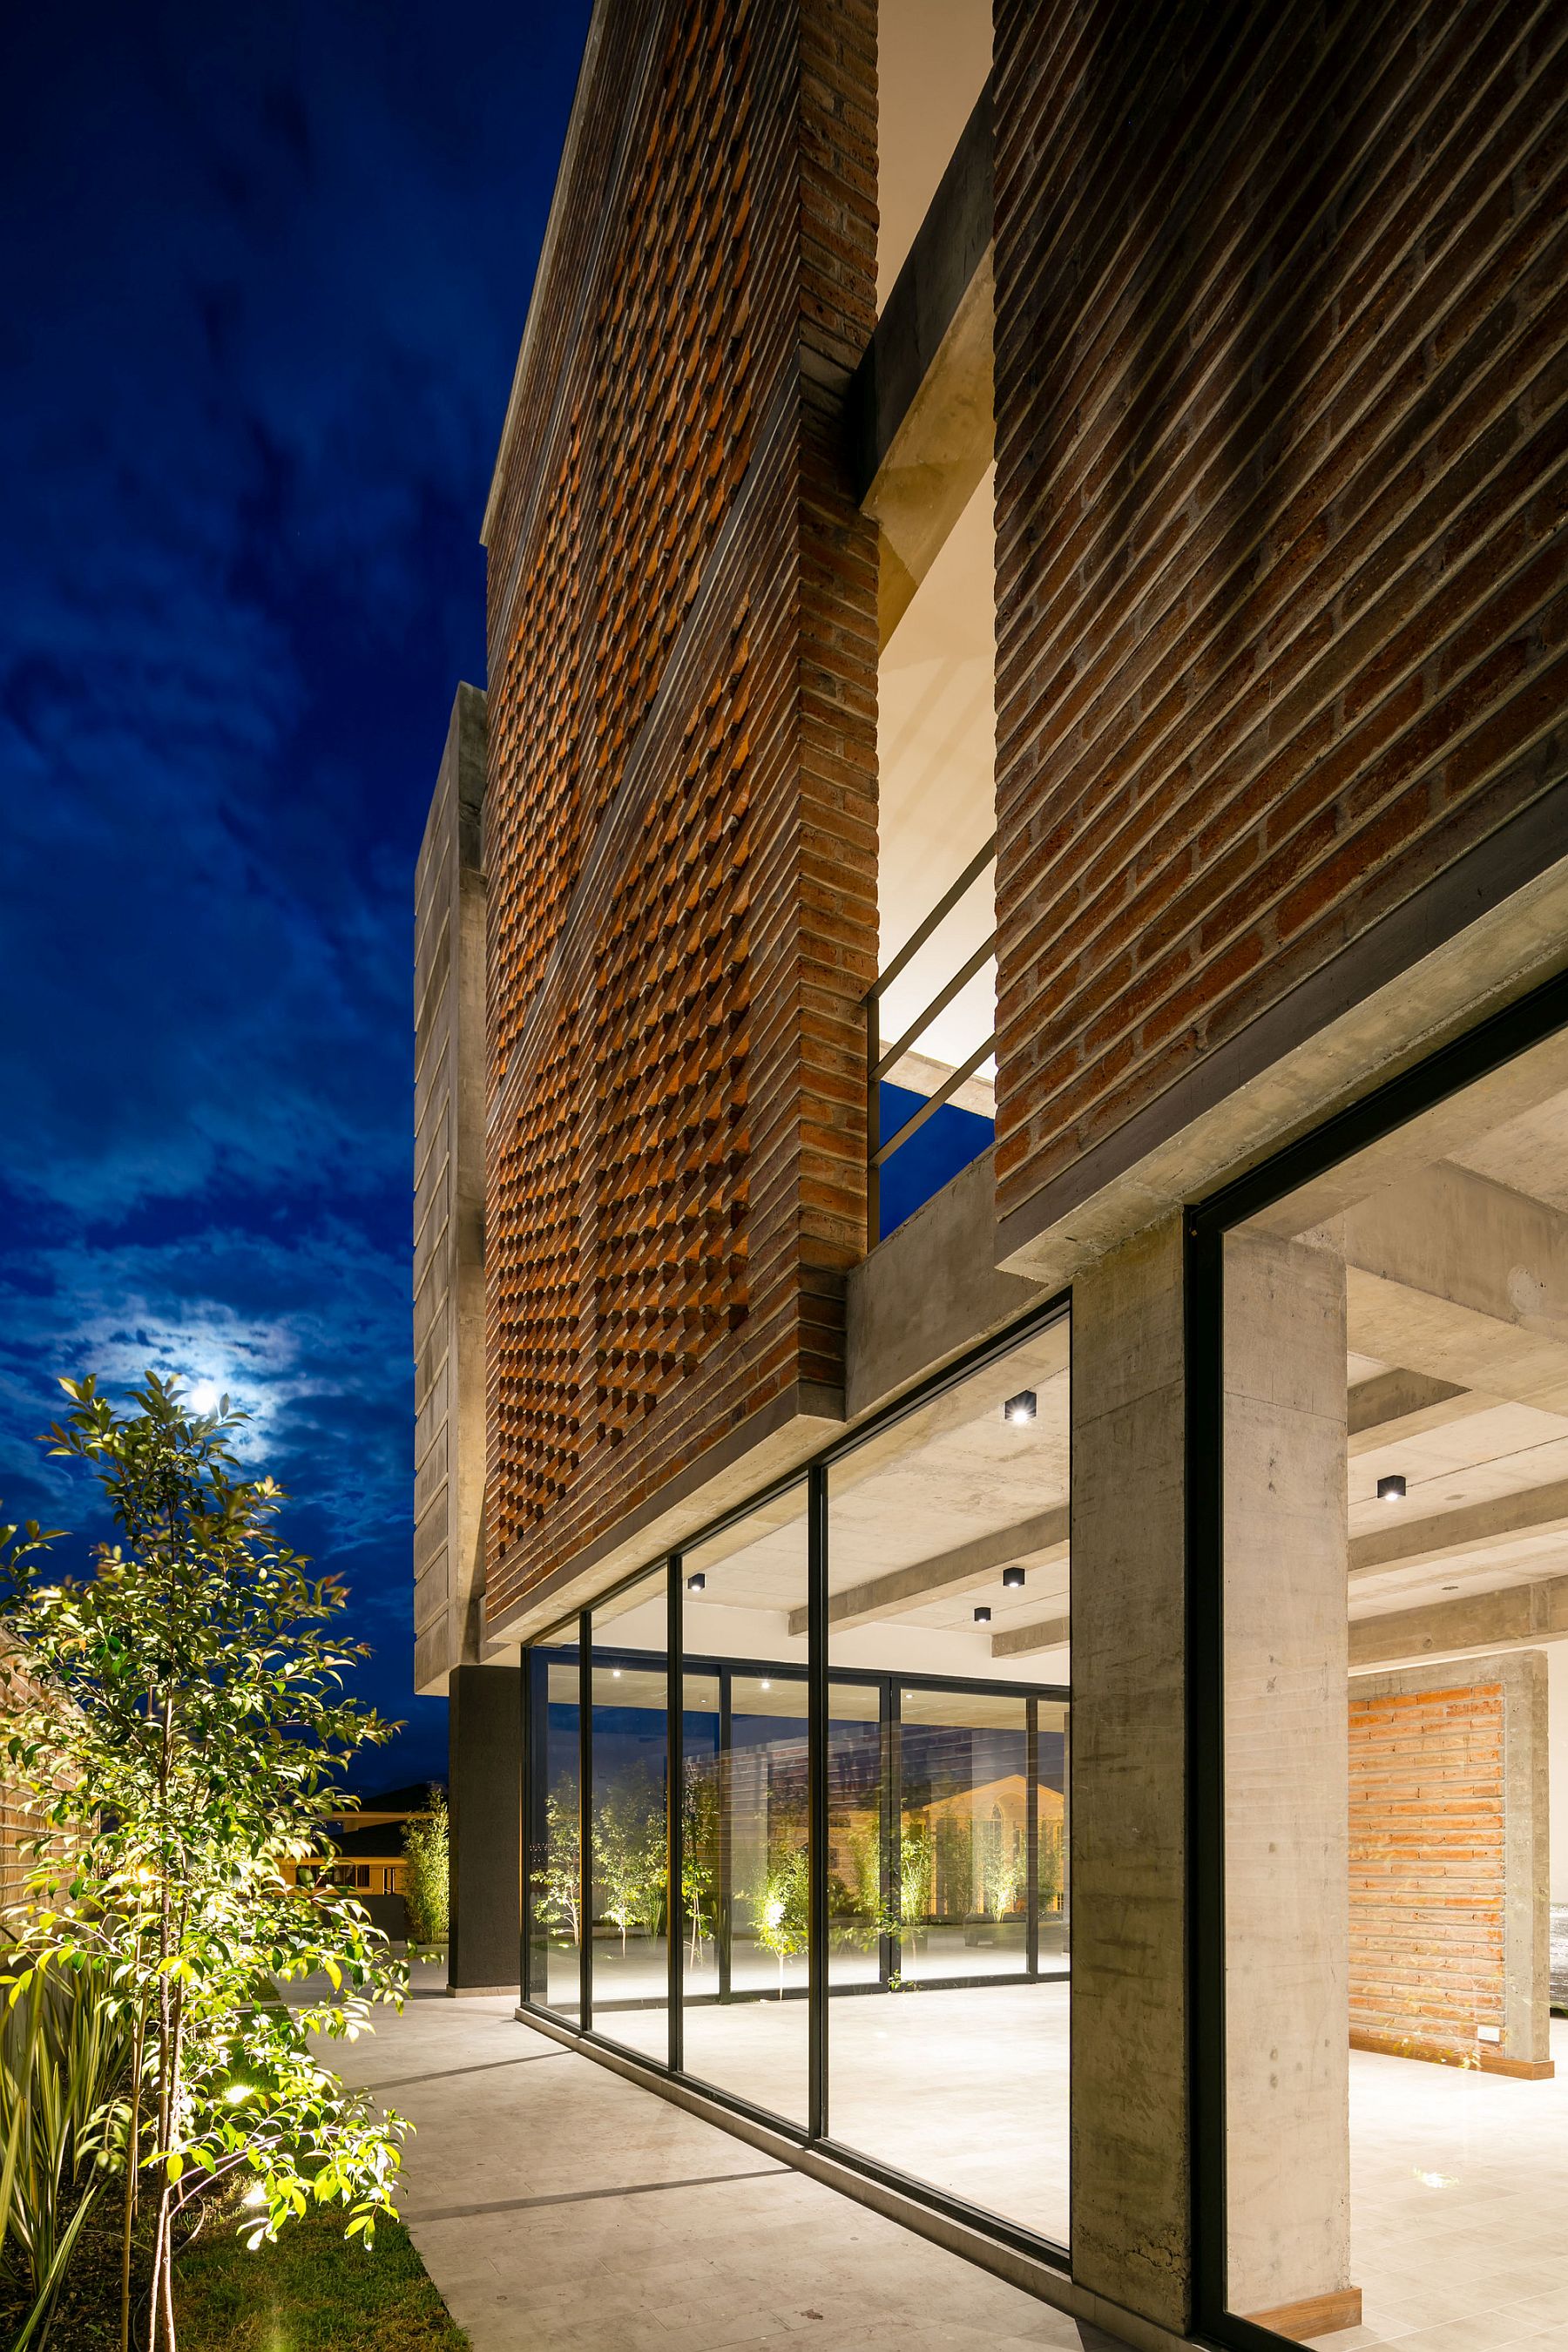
[402,1793,449,1947]
[898,1815,933,1929]
[0,1956,135,2347]
[934,1813,972,1920]
[749,1840,808,1988]
[539,1774,581,1944]
[0,1372,409,2352]
[1038,1815,1063,1915]
[679,1763,719,1964]
[591,1773,665,1954]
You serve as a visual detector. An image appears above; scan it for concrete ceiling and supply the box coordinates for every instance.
[591,1028,1568,1694]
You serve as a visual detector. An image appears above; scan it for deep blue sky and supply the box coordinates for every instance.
[0,1,591,1788]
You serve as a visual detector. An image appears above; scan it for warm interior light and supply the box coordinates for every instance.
[612,1669,621,1679]
[1376,1474,1407,1501]
[1002,1566,1025,1590]
[973,1605,991,1624]
[1004,1389,1037,1424]
[686,1572,706,1592]
[760,1679,771,1691]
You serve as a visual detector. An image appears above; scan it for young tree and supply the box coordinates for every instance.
[402,1789,449,1947]
[0,1375,409,2352]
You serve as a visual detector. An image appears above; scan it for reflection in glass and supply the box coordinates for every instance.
[589,1568,668,2063]
[537,1638,581,2023]
[828,1685,882,1988]
[679,1485,809,2125]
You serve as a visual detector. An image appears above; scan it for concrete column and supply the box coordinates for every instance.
[1222,1232,1355,2337]
[448,1663,522,1996]
[1070,1214,1191,2336]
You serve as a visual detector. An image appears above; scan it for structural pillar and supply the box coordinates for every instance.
[1222,1231,1355,2338]
[448,1662,522,1996]
[1071,1214,1191,2339]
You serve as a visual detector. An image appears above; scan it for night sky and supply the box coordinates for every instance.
[0,1,591,1788]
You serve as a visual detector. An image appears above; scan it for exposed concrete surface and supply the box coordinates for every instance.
[335,1980,1121,2352]
[845,1148,1046,1423]
[447,1663,521,1994]
[1222,1233,1353,2326]
[1068,1216,1190,2334]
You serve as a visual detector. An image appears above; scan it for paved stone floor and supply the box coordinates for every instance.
[331,1969,1112,2352]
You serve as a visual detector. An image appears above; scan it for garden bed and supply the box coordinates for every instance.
[0,2185,468,2350]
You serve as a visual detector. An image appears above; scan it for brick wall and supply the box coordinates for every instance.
[991,0,1568,1235]
[1348,1678,1505,2063]
[481,0,877,1629]
[1348,1651,1549,2072]
[413,686,489,1693]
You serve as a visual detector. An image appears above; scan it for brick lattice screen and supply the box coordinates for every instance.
[991,0,1568,1232]
[1348,1680,1505,2063]
[482,0,876,1621]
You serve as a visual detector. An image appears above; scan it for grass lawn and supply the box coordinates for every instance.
[0,2192,469,2350]
[178,2202,470,2350]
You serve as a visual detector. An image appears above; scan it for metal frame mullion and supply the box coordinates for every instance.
[880,1680,897,1990]
[1026,1696,1039,1980]
[578,1612,591,2030]
[718,1665,733,2001]
[518,1649,533,2002]
[808,1462,828,2142]
[667,1558,683,2074]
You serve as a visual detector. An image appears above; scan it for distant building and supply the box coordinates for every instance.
[284,1782,441,1942]
[415,7,1568,2348]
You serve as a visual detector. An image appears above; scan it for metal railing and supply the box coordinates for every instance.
[864,831,997,1240]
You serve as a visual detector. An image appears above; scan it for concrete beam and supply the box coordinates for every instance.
[787,1506,1067,1637]
[1351,1575,1568,1667]
[1345,1367,1472,1455]
[1341,1162,1568,1416]
[991,1613,1071,1659]
[848,79,993,646]
[1349,1477,1568,1582]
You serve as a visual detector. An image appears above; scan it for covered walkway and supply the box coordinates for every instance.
[330,1969,1116,2352]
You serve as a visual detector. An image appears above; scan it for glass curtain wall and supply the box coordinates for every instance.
[1207,1017,1568,2346]
[588,1564,668,2063]
[824,1315,1071,2244]
[680,1484,810,2126]
[519,1309,1071,2256]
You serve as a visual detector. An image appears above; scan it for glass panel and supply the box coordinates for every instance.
[590,1565,668,2063]
[679,1673,722,1999]
[828,1682,882,1990]
[531,1622,581,2024]
[825,1313,1071,2247]
[1219,1024,1568,2342]
[679,1484,809,2126]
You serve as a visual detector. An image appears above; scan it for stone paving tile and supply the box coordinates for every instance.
[326,1991,1116,2352]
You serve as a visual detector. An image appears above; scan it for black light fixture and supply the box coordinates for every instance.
[1002,1565,1025,1590]
[1376,1474,1407,1502]
[686,1571,706,1592]
[973,1605,992,1624]
[1004,1389,1037,1425]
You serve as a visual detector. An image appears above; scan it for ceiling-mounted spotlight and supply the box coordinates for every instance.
[1004,1390,1037,1425]
[686,1571,706,1592]
[1002,1566,1026,1590]
[973,1605,992,1624]
[1376,1474,1407,1502]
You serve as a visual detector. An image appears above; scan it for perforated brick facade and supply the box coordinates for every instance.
[481,0,876,1632]
[991,0,1568,1240]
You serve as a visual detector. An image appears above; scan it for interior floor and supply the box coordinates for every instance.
[1308,2017,1568,2349]
[577,1989,1568,2346]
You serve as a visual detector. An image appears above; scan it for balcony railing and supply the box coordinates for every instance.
[863,831,997,1243]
